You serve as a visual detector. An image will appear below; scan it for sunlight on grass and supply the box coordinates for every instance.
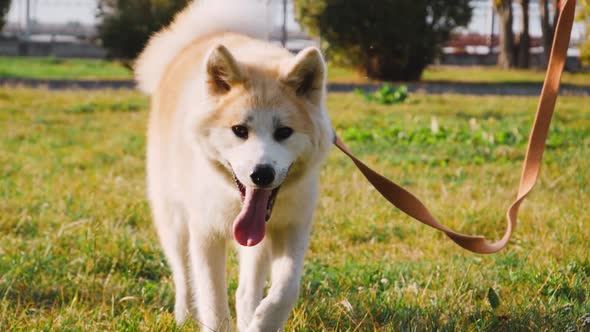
[422,65,590,86]
[0,88,588,330]
[0,56,132,80]
[328,63,590,86]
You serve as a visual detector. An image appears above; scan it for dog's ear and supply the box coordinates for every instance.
[280,47,326,103]
[205,44,243,95]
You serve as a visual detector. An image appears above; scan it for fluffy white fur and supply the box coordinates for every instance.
[135,0,270,94]
[138,1,334,331]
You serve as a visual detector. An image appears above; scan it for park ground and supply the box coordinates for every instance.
[0,61,589,331]
[1,55,590,87]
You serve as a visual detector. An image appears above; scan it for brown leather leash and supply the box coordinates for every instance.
[333,0,577,254]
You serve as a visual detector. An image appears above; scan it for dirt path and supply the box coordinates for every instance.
[1,77,589,96]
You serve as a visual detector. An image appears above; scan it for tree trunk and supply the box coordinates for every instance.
[281,0,288,47]
[496,0,516,68]
[540,0,560,67]
[364,54,424,81]
[516,0,530,68]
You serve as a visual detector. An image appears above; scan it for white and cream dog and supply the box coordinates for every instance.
[135,0,333,330]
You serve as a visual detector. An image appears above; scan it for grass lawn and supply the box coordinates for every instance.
[421,65,590,86]
[2,56,590,87]
[328,64,590,87]
[0,88,589,330]
[0,57,131,81]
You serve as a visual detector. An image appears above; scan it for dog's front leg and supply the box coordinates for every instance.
[189,230,232,332]
[245,223,311,332]
[236,242,270,331]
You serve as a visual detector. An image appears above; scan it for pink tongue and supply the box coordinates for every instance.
[233,188,272,247]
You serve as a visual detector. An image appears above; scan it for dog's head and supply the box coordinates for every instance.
[193,45,333,246]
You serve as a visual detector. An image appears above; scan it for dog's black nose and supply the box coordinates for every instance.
[250,165,275,186]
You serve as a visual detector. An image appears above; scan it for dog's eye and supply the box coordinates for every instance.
[274,127,293,141]
[232,125,249,139]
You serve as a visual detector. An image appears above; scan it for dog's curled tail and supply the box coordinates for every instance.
[134,0,271,94]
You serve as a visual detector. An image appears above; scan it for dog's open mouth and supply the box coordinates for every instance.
[232,173,280,247]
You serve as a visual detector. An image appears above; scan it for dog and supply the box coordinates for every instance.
[135,0,333,330]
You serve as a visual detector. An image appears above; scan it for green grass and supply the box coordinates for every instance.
[2,56,589,87]
[328,64,590,87]
[421,65,590,86]
[1,88,589,331]
[0,56,132,80]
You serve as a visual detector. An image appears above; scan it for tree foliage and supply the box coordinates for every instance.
[97,0,189,60]
[579,0,590,67]
[295,0,472,81]
[0,0,11,30]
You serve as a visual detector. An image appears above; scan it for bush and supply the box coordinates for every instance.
[295,0,472,81]
[0,0,10,30]
[582,42,590,68]
[579,0,590,67]
[355,83,408,105]
[97,0,189,60]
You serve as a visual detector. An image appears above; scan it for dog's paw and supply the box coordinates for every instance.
[174,304,190,326]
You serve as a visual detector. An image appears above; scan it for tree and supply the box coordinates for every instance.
[539,0,560,67]
[516,0,530,68]
[494,0,515,68]
[494,0,531,68]
[97,0,189,60]
[578,0,589,67]
[0,0,10,31]
[295,0,472,81]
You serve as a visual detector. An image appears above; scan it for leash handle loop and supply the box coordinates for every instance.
[334,0,577,254]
